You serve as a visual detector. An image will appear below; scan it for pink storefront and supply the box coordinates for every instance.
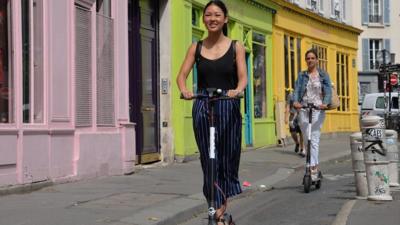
[0,0,137,187]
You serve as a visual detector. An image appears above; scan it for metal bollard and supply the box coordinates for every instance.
[361,116,392,201]
[385,130,399,187]
[350,132,368,198]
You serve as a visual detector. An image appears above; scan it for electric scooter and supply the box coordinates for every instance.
[302,103,322,193]
[181,88,241,225]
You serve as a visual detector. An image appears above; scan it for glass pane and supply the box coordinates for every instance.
[253,32,265,44]
[376,97,385,109]
[0,0,12,123]
[33,0,43,123]
[97,0,111,17]
[253,39,266,119]
[22,0,30,123]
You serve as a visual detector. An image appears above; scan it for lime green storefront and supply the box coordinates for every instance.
[171,0,278,160]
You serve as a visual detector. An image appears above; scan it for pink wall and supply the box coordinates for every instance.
[0,0,135,187]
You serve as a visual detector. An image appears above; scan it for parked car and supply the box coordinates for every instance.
[361,92,400,131]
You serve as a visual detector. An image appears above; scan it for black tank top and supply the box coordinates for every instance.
[196,41,238,90]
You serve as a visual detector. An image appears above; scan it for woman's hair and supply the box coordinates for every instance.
[305,48,318,59]
[203,1,228,35]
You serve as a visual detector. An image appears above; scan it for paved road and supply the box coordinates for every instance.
[179,157,355,225]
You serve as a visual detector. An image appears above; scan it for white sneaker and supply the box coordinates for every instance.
[311,169,319,181]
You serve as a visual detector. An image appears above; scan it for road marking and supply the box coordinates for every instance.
[331,200,357,225]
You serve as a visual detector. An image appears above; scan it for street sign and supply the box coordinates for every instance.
[383,64,400,73]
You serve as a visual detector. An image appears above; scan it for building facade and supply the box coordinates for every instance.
[352,0,399,102]
[0,0,136,187]
[273,0,362,135]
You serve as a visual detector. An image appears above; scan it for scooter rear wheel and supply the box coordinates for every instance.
[303,175,311,193]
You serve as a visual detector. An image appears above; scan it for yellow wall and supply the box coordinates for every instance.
[272,1,362,133]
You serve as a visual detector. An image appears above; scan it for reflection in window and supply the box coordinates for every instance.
[97,0,111,17]
[253,32,266,118]
[0,0,12,123]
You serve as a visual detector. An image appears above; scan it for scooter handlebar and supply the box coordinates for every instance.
[180,90,244,100]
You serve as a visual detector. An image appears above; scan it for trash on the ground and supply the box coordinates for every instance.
[243,181,252,187]
[259,184,266,188]
[148,217,159,221]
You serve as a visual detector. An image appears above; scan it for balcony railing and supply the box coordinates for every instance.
[369,15,383,23]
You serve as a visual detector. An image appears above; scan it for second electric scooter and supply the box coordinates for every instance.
[302,103,322,193]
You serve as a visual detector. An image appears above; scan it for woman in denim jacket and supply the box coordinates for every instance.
[293,48,332,178]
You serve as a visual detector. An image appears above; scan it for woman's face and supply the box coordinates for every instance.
[306,52,318,69]
[203,4,227,33]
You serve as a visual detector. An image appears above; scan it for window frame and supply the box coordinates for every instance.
[368,0,383,24]
[252,30,268,119]
[336,52,350,112]
[312,44,328,71]
[21,0,45,124]
[284,34,302,99]
[369,39,382,70]
[0,0,14,124]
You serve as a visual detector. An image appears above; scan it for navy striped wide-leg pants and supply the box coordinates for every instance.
[192,98,242,209]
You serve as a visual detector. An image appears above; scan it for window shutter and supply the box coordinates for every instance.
[362,0,369,25]
[362,39,369,71]
[383,0,390,25]
[75,6,92,127]
[96,14,115,126]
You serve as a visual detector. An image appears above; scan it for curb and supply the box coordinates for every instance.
[0,180,53,196]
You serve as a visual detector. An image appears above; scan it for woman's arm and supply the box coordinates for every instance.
[228,41,247,97]
[176,43,197,99]
[321,71,332,109]
[293,72,303,109]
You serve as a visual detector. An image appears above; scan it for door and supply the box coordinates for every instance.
[128,0,160,164]
[244,52,253,146]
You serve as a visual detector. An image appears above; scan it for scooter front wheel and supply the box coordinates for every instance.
[303,175,311,193]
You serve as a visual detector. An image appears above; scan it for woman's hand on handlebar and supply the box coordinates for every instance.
[319,104,328,110]
[293,102,302,110]
[227,89,242,98]
[180,90,194,99]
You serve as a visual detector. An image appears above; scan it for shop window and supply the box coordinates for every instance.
[336,52,349,112]
[284,34,301,97]
[312,44,327,71]
[21,0,44,123]
[253,31,266,119]
[0,0,12,123]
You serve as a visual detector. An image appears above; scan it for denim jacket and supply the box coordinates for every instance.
[293,68,332,105]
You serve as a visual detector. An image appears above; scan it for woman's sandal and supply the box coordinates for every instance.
[216,213,235,225]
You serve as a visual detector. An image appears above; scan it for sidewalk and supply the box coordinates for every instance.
[0,133,387,225]
[332,178,400,225]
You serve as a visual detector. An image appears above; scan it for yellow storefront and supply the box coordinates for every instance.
[272,0,362,136]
